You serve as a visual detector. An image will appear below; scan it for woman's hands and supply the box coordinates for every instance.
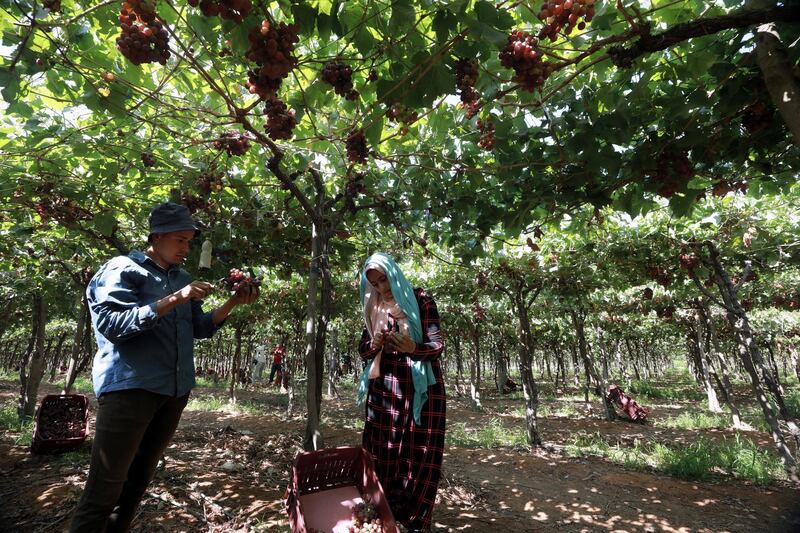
[384,332,416,354]
[371,330,386,351]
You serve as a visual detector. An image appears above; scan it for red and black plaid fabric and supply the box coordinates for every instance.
[359,288,446,531]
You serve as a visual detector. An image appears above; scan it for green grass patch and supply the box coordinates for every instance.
[536,402,584,419]
[53,448,92,465]
[785,390,800,419]
[627,380,704,402]
[185,396,268,416]
[567,432,784,484]
[446,417,528,449]
[655,411,730,430]
[0,401,34,446]
[0,368,18,381]
[195,376,227,388]
[68,375,94,394]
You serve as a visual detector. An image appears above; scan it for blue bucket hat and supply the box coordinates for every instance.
[148,202,201,237]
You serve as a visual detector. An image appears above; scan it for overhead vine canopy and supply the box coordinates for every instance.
[0,0,798,265]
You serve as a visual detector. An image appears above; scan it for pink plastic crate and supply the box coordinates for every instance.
[286,446,399,533]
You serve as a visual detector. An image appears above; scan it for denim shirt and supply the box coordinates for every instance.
[87,250,220,398]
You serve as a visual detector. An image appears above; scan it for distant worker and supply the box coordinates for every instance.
[252,343,267,383]
[269,344,285,385]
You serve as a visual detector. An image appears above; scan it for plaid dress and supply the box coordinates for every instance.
[359,289,446,531]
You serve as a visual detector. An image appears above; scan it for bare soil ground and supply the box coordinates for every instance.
[1,377,798,533]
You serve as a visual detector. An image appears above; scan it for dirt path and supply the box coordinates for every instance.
[1,380,798,532]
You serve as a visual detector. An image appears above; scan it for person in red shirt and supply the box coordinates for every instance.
[269,344,284,385]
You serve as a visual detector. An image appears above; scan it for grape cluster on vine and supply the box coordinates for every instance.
[646,266,673,288]
[117,2,170,66]
[537,0,597,41]
[649,149,693,198]
[499,31,555,92]
[141,152,156,167]
[346,129,368,164]
[477,119,495,151]
[678,252,700,270]
[345,172,366,211]
[655,304,676,320]
[464,100,480,119]
[321,61,358,100]
[187,0,252,23]
[742,101,773,135]
[198,171,224,194]
[226,268,261,292]
[263,98,296,140]
[245,20,299,98]
[386,103,418,124]
[712,180,747,197]
[181,193,211,214]
[773,291,800,311]
[33,187,92,224]
[455,58,479,104]
[346,173,366,196]
[213,132,251,156]
[473,301,488,322]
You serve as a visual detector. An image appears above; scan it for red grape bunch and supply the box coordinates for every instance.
[646,266,674,288]
[742,101,773,135]
[346,172,366,196]
[226,268,261,292]
[347,501,381,533]
[649,149,693,198]
[656,305,676,320]
[181,193,211,213]
[386,103,418,124]
[117,2,170,65]
[472,301,487,322]
[537,0,597,41]
[213,132,251,156]
[345,172,366,211]
[263,98,297,140]
[321,61,358,100]
[198,171,224,194]
[499,31,555,92]
[678,253,700,270]
[141,152,156,167]
[455,58,479,104]
[477,119,495,150]
[346,129,368,164]
[245,20,299,98]
[187,0,252,23]
[43,0,61,12]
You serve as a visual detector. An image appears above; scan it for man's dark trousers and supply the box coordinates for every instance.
[69,389,189,532]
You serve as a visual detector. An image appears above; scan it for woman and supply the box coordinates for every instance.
[357,253,446,532]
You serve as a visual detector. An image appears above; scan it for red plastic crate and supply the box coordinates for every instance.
[286,446,399,533]
[30,394,90,454]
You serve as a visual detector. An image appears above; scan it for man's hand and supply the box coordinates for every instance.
[177,281,214,302]
[230,280,260,305]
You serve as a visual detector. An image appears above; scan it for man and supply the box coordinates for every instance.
[269,344,284,385]
[252,343,267,383]
[70,202,260,532]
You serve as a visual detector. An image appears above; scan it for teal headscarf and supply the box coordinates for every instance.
[356,253,437,425]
